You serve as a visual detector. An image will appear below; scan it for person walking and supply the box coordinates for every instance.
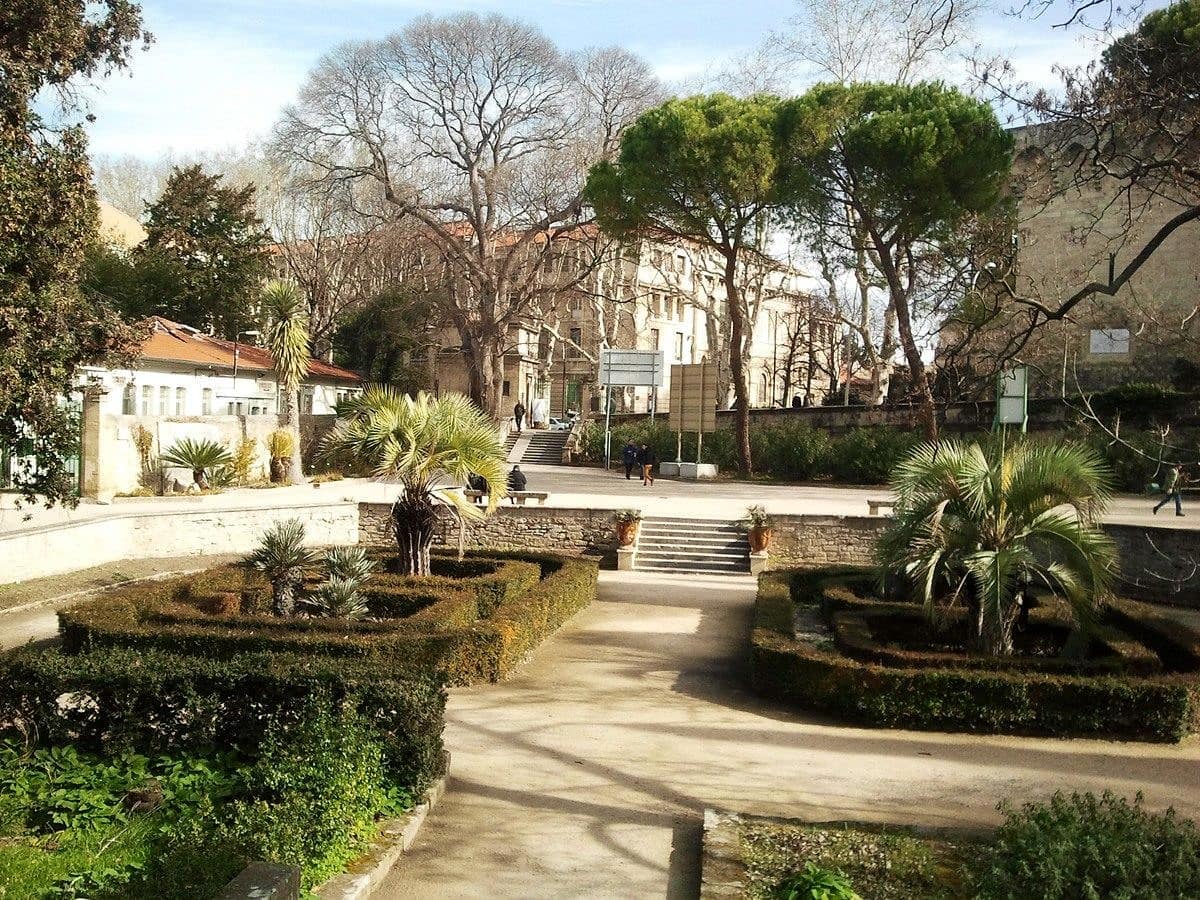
[622,441,639,480]
[637,443,657,486]
[1154,463,1187,516]
[513,401,526,433]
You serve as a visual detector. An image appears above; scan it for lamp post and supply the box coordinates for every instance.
[232,329,260,380]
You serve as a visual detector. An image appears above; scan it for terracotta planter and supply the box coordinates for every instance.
[748,525,773,553]
[616,520,640,547]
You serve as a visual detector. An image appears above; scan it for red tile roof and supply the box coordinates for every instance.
[139,317,361,383]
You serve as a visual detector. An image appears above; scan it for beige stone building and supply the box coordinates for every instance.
[963,125,1200,395]
[430,235,840,421]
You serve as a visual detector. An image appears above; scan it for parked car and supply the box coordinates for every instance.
[548,414,576,431]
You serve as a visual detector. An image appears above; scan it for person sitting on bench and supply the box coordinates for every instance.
[507,465,527,500]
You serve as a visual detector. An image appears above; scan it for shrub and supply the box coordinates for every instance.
[827,428,919,484]
[311,577,368,620]
[228,437,259,485]
[752,422,830,481]
[268,428,295,461]
[159,438,233,490]
[750,570,1200,741]
[0,647,447,790]
[325,546,376,584]
[248,519,317,616]
[972,791,1200,899]
[775,863,861,900]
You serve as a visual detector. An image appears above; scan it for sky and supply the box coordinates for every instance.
[79,0,1165,160]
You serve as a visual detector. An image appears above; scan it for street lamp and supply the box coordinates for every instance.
[232,329,260,380]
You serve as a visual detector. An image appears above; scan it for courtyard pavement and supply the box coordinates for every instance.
[3,464,1194,535]
[376,570,1200,898]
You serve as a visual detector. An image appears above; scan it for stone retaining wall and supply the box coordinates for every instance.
[358,503,617,563]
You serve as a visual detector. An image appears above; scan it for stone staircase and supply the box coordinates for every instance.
[633,517,751,575]
[505,429,570,465]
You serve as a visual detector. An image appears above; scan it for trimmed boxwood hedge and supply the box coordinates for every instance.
[750,569,1200,741]
[0,646,447,791]
[58,551,597,686]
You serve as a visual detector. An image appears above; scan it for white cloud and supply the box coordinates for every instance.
[82,22,313,158]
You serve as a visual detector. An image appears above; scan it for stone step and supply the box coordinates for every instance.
[637,548,747,561]
[634,558,750,574]
[637,538,748,552]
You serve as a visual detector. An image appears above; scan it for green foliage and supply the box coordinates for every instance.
[219,705,406,890]
[973,791,1200,899]
[1103,0,1200,86]
[248,518,316,616]
[878,439,1117,656]
[260,279,310,393]
[321,389,509,575]
[228,437,259,485]
[750,570,1198,741]
[325,546,377,584]
[158,437,234,488]
[268,427,295,460]
[775,863,861,900]
[333,289,432,393]
[751,421,831,480]
[1087,382,1193,427]
[139,164,271,338]
[826,428,919,484]
[311,577,368,620]
[0,1,146,507]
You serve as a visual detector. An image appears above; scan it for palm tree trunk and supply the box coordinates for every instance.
[391,491,438,576]
[284,389,305,484]
[274,579,297,616]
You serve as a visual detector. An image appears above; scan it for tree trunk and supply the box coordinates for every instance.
[461,330,505,419]
[282,389,306,484]
[724,253,752,475]
[273,578,297,617]
[391,491,438,576]
[892,288,938,440]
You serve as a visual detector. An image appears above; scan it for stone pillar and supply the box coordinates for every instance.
[79,385,116,503]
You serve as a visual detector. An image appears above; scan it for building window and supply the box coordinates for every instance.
[674,332,684,362]
[175,387,186,416]
[1089,328,1130,355]
[122,384,136,415]
[568,327,582,359]
[158,386,169,415]
[301,387,315,415]
[202,388,212,416]
[650,328,660,349]
[760,373,770,405]
[675,253,686,274]
[502,380,511,397]
[141,385,152,416]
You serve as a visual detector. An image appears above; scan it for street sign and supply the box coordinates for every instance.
[598,349,665,387]
[996,366,1028,429]
[668,363,717,433]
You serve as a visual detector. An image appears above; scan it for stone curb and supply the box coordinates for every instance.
[315,751,451,900]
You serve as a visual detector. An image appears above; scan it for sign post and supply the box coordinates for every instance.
[995,366,1029,433]
[668,362,718,479]
[598,349,665,469]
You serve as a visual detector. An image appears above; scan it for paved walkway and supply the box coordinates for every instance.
[378,570,1200,898]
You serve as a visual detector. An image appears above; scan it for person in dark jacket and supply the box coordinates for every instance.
[636,444,656,486]
[513,401,526,433]
[622,441,639,480]
[1154,463,1187,516]
[507,465,527,500]
[466,472,487,505]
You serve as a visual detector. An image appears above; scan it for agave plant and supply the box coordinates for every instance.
[159,438,234,490]
[261,279,310,485]
[248,518,316,616]
[319,388,507,576]
[878,438,1117,656]
[311,577,368,620]
[324,546,376,584]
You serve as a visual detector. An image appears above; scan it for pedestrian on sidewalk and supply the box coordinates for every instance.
[507,464,527,503]
[637,443,656,486]
[513,401,526,433]
[1154,463,1187,517]
[622,441,638,480]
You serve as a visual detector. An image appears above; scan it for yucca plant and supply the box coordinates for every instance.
[159,438,234,490]
[320,388,507,575]
[261,279,310,485]
[324,546,376,584]
[878,438,1118,656]
[248,518,316,616]
[311,577,368,620]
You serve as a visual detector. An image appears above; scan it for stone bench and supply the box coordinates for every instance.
[867,498,895,516]
[464,489,550,506]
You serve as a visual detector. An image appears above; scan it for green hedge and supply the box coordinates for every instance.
[750,570,1200,741]
[0,647,446,791]
[58,553,598,686]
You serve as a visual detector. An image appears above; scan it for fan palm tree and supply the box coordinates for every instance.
[878,438,1118,656]
[320,388,507,575]
[159,438,233,490]
[261,279,310,485]
[248,518,316,616]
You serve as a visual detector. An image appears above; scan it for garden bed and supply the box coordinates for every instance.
[57,551,597,685]
[750,568,1200,740]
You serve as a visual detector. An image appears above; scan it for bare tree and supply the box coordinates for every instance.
[273,13,661,417]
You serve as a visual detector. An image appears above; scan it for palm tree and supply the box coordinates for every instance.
[159,438,233,490]
[878,438,1118,656]
[249,518,316,616]
[261,279,310,485]
[320,388,507,575]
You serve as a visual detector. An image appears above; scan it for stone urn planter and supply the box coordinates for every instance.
[614,510,642,547]
[743,505,773,553]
